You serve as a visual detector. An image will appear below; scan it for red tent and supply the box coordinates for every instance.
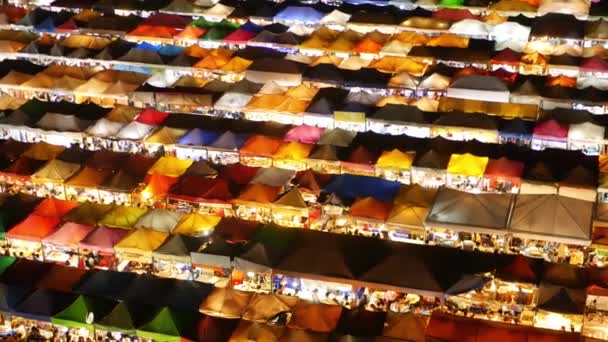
[7,214,60,241]
[219,164,259,185]
[33,197,79,217]
[533,120,568,139]
[135,108,169,126]
[169,176,233,203]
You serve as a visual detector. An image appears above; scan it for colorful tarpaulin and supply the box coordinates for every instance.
[51,295,114,335]
[78,226,129,253]
[114,228,169,256]
[147,156,193,177]
[98,206,148,228]
[376,149,415,169]
[350,197,393,221]
[136,306,196,342]
[446,153,489,177]
[7,214,59,241]
[33,197,79,217]
[172,213,220,236]
[42,222,94,247]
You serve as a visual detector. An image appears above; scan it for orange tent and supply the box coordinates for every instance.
[240,135,282,157]
[33,198,79,218]
[175,26,206,39]
[352,37,383,54]
[144,174,179,197]
[193,54,231,70]
[237,184,280,204]
[7,214,60,241]
[350,197,393,221]
[183,45,210,58]
[128,25,179,38]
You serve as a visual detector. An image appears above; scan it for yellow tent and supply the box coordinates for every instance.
[172,213,221,236]
[273,142,312,161]
[104,105,141,123]
[0,95,26,110]
[31,160,81,183]
[23,143,65,160]
[98,206,148,228]
[220,57,252,73]
[114,228,169,256]
[0,71,32,85]
[387,202,429,229]
[61,34,111,50]
[145,127,187,145]
[42,65,99,80]
[446,153,489,178]
[147,156,193,177]
[376,149,414,170]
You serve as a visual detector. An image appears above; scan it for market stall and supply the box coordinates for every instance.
[167,175,234,216]
[172,213,220,237]
[94,302,152,342]
[51,294,115,342]
[425,187,513,251]
[410,150,449,188]
[191,238,243,286]
[446,153,489,192]
[271,187,309,228]
[114,228,169,274]
[535,285,585,332]
[78,226,129,270]
[6,214,59,261]
[234,183,280,222]
[386,185,436,244]
[30,159,80,199]
[152,234,205,280]
[64,166,113,202]
[583,285,608,340]
[375,149,415,184]
[199,287,252,319]
[42,222,94,267]
[482,157,525,193]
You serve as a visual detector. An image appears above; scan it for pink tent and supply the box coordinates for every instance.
[284,125,325,144]
[533,119,568,139]
[580,57,608,73]
[42,222,95,247]
[78,226,129,253]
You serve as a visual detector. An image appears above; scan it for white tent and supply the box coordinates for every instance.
[115,121,155,140]
[86,118,125,137]
[134,208,185,232]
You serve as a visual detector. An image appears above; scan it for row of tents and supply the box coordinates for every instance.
[19,1,608,40]
[0,188,606,295]
[0,256,588,342]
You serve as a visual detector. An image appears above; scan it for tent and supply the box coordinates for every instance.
[63,202,113,226]
[274,6,324,24]
[284,125,325,144]
[376,149,415,170]
[0,283,32,313]
[229,320,285,342]
[31,159,81,184]
[324,175,401,201]
[78,226,129,259]
[147,156,193,177]
[425,187,513,234]
[273,142,313,161]
[537,285,586,314]
[251,167,295,187]
[240,135,282,157]
[236,184,281,204]
[42,222,94,263]
[335,308,387,338]
[447,75,510,102]
[172,213,221,236]
[199,287,252,319]
[33,197,78,217]
[134,208,184,232]
[446,153,489,178]
[98,206,148,228]
[169,176,233,204]
[483,157,525,192]
[114,228,170,258]
[7,214,60,242]
[288,301,342,333]
[51,295,115,335]
[241,293,298,323]
[136,306,198,342]
[153,234,205,264]
[13,288,76,322]
[350,197,393,221]
[509,194,593,245]
[382,312,429,342]
[95,301,155,336]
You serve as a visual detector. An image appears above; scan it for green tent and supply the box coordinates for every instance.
[201,26,236,41]
[51,295,115,335]
[190,18,239,30]
[136,306,196,342]
[0,256,15,276]
[438,0,465,7]
[94,302,153,336]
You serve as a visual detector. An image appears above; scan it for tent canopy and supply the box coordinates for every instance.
[425,188,512,233]
[376,149,415,169]
[78,226,129,253]
[114,228,170,256]
[172,213,220,236]
[33,197,79,217]
[350,197,393,221]
[136,306,197,342]
[7,214,60,241]
[31,159,80,183]
[288,301,343,333]
[42,222,94,247]
[14,288,76,322]
[98,206,148,228]
[51,295,116,333]
[134,209,184,232]
[199,287,252,319]
[446,153,489,177]
[509,194,593,245]
[153,234,205,261]
[484,157,524,179]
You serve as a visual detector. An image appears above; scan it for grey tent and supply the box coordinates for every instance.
[447,75,510,102]
[537,284,586,314]
[509,194,593,245]
[425,187,513,234]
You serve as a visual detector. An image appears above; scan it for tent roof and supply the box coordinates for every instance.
[537,285,586,314]
[199,287,252,319]
[324,175,401,201]
[78,226,129,253]
[7,214,60,241]
[241,293,298,323]
[31,159,81,182]
[484,157,524,179]
[153,234,205,258]
[350,197,393,221]
[51,295,115,332]
[376,149,415,169]
[240,135,282,157]
[147,156,193,177]
[0,283,32,313]
[274,187,307,209]
[42,222,94,247]
[509,194,593,244]
[446,153,489,177]
[73,270,136,299]
[136,306,195,342]
[134,208,184,232]
[114,228,169,254]
[237,183,280,204]
[33,197,79,217]
[425,188,512,232]
[14,288,76,322]
[95,301,155,334]
[288,301,343,333]
[98,205,148,228]
[172,213,221,237]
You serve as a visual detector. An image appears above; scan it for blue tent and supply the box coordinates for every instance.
[158,45,184,57]
[135,42,162,51]
[0,283,32,313]
[239,21,264,33]
[178,128,221,146]
[35,17,56,32]
[324,175,401,201]
[274,6,325,24]
[210,131,249,150]
[499,119,533,142]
